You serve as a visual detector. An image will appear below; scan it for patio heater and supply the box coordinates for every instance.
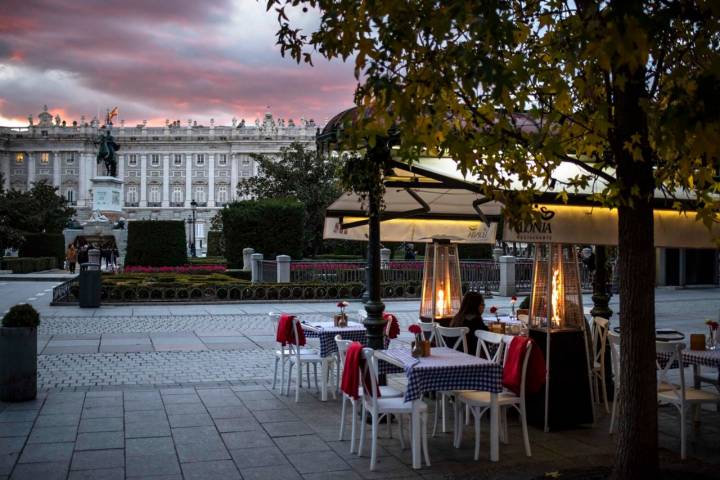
[419,238,462,326]
[527,243,594,431]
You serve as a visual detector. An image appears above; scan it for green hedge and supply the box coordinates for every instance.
[207,231,225,257]
[188,256,227,265]
[18,233,65,266]
[1,257,57,273]
[222,198,305,268]
[125,221,186,267]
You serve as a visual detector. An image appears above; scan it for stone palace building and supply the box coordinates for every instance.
[0,106,319,255]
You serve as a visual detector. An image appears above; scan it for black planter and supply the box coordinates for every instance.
[0,326,38,402]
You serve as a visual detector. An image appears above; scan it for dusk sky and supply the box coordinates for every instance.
[0,0,357,127]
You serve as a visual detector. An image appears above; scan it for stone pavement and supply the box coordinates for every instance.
[1,383,718,480]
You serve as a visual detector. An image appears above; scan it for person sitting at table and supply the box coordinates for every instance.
[449,291,488,355]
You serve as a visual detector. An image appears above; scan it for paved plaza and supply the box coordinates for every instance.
[0,285,719,478]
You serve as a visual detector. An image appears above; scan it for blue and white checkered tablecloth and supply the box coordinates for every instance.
[657,349,720,369]
[302,321,368,358]
[377,347,503,402]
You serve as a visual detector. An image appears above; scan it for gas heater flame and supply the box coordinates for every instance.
[435,288,446,318]
[551,268,563,328]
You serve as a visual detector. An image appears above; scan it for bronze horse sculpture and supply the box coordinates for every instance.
[97,129,120,177]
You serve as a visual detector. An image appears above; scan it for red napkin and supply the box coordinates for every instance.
[502,336,546,395]
[276,313,306,346]
[340,342,381,400]
[383,313,400,339]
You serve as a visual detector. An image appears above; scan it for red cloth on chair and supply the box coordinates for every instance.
[276,313,306,346]
[383,313,400,339]
[502,336,546,395]
[340,342,380,400]
[341,342,364,400]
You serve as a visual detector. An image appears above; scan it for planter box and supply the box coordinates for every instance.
[0,327,38,402]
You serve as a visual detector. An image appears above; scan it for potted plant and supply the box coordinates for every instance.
[334,301,349,327]
[0,304,40,402]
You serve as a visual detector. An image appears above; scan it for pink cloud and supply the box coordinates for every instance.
[0,0,356,126]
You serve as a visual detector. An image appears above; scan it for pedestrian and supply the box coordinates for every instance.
[66,244,77,274]
[112,247,119,268]
[404,243,416,260]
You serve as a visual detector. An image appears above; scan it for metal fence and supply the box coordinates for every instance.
[261,260,277,283]
[461,261,500,292]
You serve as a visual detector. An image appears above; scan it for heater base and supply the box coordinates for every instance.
[527,328,594,431]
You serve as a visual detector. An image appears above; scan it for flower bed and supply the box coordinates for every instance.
[123,265,227,274]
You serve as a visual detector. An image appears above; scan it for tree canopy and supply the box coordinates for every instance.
[0,180,75,252]
[236,142,341,257]
[266,1,720,477]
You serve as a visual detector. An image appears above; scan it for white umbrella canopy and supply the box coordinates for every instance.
[324,156,719,248]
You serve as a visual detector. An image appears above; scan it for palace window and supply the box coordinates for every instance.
[218,154,227,166]
[40,152,50,165]
[173,154,182,166]
[216,185,228,204]
[149,185,161,203]
[194,186,206,203]
[66,153,75,165]
[128,154,137,167]
[15,153,24,165]
[241,158,250,166]
[151,154,160,167]
[172,186,183,204]
[196,154,205,166]
[65,188,76,205]
[196,223,205,239]
[126,185,138,203]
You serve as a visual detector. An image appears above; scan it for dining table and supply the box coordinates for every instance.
[301,320,387,401]
[657,348,720,392]
[375,346,504,468]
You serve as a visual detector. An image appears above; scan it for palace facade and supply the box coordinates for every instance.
[0,106,319,255]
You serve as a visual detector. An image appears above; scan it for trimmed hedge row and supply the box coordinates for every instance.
[18,233,65,266]
[1,257,57,273]
[125,221,186,267]
[222,198,305,268]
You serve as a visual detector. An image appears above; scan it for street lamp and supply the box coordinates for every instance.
[190,199,198,258]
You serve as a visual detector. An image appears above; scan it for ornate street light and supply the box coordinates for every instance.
[190,199,198,258]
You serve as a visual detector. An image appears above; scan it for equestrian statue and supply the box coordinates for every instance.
[96,129,120,177]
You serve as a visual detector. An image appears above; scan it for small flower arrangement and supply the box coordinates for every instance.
[490,305,499,320]
[408,324,429,357]
[334,301,349,327]
[706,319,719,331]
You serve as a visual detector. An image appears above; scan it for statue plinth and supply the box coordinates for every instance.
[90,176,124,221]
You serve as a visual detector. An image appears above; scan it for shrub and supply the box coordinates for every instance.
[222,198,305,268]
[0,257,57,273]
[519,295,531,310]
[18,233,65,267]
[2,304,40,328]
[207,231,225,257]
[125,221,186,267]
[123,265,226,274]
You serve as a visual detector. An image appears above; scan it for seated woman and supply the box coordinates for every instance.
[449,291,488,355]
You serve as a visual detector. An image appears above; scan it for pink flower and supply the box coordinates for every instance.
[489,306,498,314]
[409,324,422,335]
[337,301,349,308]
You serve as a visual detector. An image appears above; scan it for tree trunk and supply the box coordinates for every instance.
[611,2,658,478]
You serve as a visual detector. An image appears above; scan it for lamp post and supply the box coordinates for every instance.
[190,199,198,258]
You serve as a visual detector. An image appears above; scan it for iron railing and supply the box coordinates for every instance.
[51,278,79,305]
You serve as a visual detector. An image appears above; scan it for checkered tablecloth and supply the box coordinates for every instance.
[657,349,720,369]
[301,321,370,357]
[376,347,503,402]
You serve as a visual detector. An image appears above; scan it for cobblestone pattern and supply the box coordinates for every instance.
[38,350,276,391]
[38,312,420,336]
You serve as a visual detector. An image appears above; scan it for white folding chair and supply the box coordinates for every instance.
[269,312,317,394]
[336,336,402,453]
[286,317,335,402]
[590,317,610,413]
[608,330,621,434]
[455,337,533,459]
[656,341,720,459]
[358,348,430,471]
[432,326,469,436]
[417,320,438,344]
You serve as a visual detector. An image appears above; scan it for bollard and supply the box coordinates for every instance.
[242,248,255,271]
[251,253,264,283]
[380,248,391,270]
[276,255,291,283]
[499,255,516,297]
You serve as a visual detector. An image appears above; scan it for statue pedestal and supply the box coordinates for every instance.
[90,177,124,222]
